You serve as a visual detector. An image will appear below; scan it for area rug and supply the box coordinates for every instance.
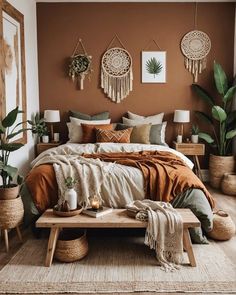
[0,236,235,293]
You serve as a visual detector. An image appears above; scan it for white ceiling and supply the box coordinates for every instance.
[35,0,236,3]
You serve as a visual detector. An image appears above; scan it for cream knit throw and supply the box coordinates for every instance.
[126,200,183,271]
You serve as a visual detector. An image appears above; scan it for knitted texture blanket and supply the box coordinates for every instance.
[126,200,183,271]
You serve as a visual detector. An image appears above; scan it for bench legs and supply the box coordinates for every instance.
[183,229,196,267]
[45,227,59,267]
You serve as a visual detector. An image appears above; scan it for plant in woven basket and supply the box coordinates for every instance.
[0,107,29,195]
[146,57,162,78]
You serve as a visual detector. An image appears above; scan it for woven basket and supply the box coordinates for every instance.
[0,196,24,229]
[55,229,88,263]
[0,185,19,200]
[208,210,236,241]
[221,173,236,196]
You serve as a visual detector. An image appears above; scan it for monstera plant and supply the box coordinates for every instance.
[192,61,236,188]
[0,107,28,199]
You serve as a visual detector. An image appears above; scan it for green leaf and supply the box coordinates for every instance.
[212,106,227,122]
[7,128,31,139]
[2,165,18,179]
[0,122,6,133]
[146,57,162,77]
[195,111,214,125]
[17,174,24,185]
[191,84,215,106]
[214,61,228,96]
[223,85,236,104]
[2,106,19,128]
[198,132,215,144]
[226,129,236,139]
[0,143,24,152]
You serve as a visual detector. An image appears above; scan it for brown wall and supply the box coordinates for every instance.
[37,2,235,145]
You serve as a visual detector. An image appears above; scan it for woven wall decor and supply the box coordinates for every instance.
[69,39,92,90]
[181,30,211,83]
[101,36,133,103]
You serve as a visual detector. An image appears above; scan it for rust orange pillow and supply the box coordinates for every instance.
[95,128,133,143]
[81,123,113,143]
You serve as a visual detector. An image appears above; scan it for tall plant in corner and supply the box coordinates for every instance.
[192,61,236,188]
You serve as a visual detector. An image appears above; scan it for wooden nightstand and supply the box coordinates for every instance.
[173,141,205,181]
[36,142,62,156]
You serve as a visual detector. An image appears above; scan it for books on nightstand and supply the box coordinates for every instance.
[82,207,113,218]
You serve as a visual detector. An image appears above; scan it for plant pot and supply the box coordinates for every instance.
[64,188,77,210]
[191,135,199,143]
[0,185,19,200]
[209,154,235,189]
[42,135,49,143]
[221,173,236,196]
[0,196,24,229]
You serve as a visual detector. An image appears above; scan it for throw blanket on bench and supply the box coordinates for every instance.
[127,200,183,271]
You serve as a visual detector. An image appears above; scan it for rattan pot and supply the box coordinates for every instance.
[55,229,88,263]
[209,154,235,189]
[0,196,24,229]
[221,173,236,196]
[0,185,19,200]
[208,210,235,241]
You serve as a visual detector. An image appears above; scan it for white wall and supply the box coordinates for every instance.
[7,0,39,176]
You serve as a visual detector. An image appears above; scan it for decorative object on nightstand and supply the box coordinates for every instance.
[173,141,205,181]
[44,110,60,142]
[192,61,236,189]
[173,110,190,143]
[36,142,62,156]
[28,113,48,143]
[191,124,199,143]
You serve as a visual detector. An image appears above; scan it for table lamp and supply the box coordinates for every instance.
[173,110,190,142]
[44,110,60,142]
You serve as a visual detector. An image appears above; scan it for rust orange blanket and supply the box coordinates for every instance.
[26,151,214,213]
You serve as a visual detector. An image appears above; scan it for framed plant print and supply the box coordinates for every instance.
[142,51,166,83]
[0,0,27,143]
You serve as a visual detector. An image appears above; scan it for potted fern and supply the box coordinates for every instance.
[192,61,236,188]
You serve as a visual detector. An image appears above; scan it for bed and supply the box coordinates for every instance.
[21,142,214,243]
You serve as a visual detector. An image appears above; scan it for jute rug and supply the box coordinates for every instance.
[0,236,235,293]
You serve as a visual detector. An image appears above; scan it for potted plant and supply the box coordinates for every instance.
[192,61,236,188]
[64,176,77,210]
[0,107,27,199]
[191,124,199,143]
[28,113,48,143]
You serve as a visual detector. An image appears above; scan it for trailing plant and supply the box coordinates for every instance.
[192,61,236,156]
[146,57,162,78]
[0,107,28,188]
[65,176,76,189]
[28,113,48,138]
[191,124,199,135]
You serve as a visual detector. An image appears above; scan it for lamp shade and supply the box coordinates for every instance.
[44,110,60,123]
[173,110,190,123]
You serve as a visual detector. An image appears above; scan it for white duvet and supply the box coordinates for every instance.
[31,143,194,208]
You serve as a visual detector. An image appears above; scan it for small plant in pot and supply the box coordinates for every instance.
[191,124,199,143]
[64,176,77,210]
[192,61,236,189]
[28,113,48,143]
[0,107,27,199]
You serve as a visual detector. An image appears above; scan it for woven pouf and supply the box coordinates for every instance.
[55,229,88,263]
[0,196,24,229]
[208,210,236,241]
[221,173,236,196]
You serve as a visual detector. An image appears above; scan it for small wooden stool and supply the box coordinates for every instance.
[0,226,23,252]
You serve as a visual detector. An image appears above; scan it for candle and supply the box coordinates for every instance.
[91,196,100,210]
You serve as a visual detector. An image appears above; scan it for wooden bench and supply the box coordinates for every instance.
[36,208,200,267]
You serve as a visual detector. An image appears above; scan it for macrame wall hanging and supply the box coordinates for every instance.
[69,39,92,90]
[101,35,133,103]
[181,3,211,83]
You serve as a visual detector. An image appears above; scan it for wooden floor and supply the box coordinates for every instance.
[0,185,235,295]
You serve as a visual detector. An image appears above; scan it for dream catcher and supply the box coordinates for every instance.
[69,39,92,90]
[181,3,211,83]
[101,35,133,103]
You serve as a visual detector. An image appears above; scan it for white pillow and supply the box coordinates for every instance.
[70,117,111,125]
[127,111,164,122]
[122,115,163,126]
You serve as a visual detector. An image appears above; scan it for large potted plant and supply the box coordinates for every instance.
[0,106,27,199]
[192,61,236,188]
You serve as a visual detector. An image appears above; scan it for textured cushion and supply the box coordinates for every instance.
[70,117,111,125]
[81,124,113,143]
[127,111,164,123]
[130,124,151,144]
[69,110,110,120]
[96,128,133,143]
[122,115,163,126]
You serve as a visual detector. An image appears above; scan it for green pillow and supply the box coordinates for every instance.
[69,110,110,121]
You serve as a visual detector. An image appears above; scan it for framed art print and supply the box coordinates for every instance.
[142,51,166,83]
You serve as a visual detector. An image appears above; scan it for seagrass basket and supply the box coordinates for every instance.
[0,196,24,229]
[55,229,88,263]
[221,173,236,196]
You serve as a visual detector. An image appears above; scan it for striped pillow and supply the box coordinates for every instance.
[96,128,133,143]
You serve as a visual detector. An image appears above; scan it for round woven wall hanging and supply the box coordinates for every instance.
[181,30,211,82]
[101,47,133,103]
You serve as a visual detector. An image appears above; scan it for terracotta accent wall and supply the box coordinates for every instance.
[37,2,235,145]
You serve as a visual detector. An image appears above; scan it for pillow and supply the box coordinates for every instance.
[70,116,111,125]
[130,124,151,144]
[96,128,133,143]
[67,122,83,143]
[122,116,163,126]
[81,123,113,143]
[127,111,164,123]
[69,110,110,120]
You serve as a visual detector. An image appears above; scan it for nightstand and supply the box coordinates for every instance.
[36,142,62,156]
[173,141,205,181]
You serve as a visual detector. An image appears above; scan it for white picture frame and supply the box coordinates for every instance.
[142,51,166,83]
